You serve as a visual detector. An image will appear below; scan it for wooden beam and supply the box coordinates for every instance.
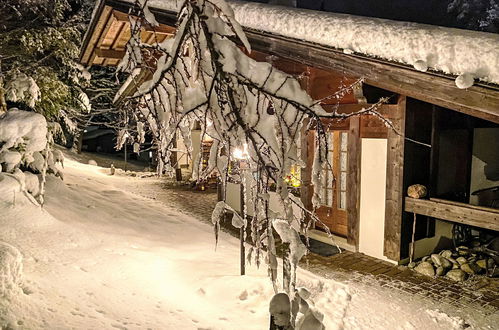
[347,116,361,248]
[80,5,113,65]
[244,30,499,124]
[92,10,117,65]
[110,20,127,50]
[383,96,406,261]
[405,197,499,231]
[112,9,176,35]
[94,48,126,60]
[113,68,152,105]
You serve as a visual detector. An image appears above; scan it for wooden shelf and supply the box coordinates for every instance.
[404,197,499,231]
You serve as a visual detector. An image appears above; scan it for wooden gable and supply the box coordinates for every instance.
[80,7,174,67]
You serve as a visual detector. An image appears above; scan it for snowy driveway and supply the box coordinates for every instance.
[0,156,488,329]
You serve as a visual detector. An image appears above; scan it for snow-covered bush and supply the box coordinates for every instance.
[0,242,23,298]
[4,71,41,109]
[0,109,47,163]
[0,108,63,203]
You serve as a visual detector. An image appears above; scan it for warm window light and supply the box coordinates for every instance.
[284,165,301,187]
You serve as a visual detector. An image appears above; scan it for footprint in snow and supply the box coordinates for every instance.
[22,286,33,295]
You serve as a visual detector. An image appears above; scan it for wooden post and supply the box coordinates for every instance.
[409,212,417,263]
[347,116,361,249]
[383,96,406,261]
[429,106,440,198]
[76,130,84,154]
[0,74,7,114]
[124,141,127,172]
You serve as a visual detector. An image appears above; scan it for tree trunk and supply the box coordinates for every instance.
[76,130,84,154]
[0,76,7,113]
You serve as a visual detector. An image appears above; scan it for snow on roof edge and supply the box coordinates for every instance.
[117,0,499,86]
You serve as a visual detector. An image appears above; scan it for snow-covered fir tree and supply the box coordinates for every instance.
[0,0,111,203]
[0,0,95,128]
[448,0,499,32]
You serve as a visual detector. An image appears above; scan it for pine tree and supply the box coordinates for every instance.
[0,0,95,122]
[448,0,499,32]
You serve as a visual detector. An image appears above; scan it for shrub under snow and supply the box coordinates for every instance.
[0,108,47,170]
[5,72,41,109]
[0,108,63,202]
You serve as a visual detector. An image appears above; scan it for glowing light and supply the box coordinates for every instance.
[284,165,301,187]
[232,144,249,160]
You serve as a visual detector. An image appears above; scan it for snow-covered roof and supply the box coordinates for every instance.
[134,0,499,86]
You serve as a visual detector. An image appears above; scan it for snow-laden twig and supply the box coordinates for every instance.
[117,1,390,327]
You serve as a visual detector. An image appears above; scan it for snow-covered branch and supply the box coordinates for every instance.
[117,1,389,327]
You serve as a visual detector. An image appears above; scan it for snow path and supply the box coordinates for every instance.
[0,156,486,329]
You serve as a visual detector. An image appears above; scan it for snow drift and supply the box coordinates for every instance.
[0,242,23,297]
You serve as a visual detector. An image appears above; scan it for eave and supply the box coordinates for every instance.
[80,0,499,123]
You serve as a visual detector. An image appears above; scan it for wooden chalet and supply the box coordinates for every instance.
[80,0,499,263]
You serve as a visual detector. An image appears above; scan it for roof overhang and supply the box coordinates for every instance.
[80,0,175,67]
[80,0,499,123]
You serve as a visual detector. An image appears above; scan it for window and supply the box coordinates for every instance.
[320,131,348,208]
[320,132,334,207]
[339,132,348,210]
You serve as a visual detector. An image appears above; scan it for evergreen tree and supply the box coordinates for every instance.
[448,0,499,32]
[0,0,95,122]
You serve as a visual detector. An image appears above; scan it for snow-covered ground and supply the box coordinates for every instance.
[0,153,494,329]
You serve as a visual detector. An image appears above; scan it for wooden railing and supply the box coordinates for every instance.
[404,197,499,231]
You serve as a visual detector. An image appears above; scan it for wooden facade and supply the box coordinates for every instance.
[81,0,499,262]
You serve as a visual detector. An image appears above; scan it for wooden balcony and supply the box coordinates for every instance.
[404,197,499,231]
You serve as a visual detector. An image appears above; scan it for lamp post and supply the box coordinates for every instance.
[233,144,249,276]
[123,131,129,172]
